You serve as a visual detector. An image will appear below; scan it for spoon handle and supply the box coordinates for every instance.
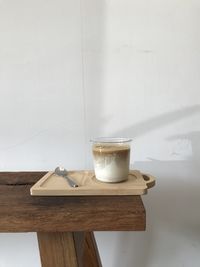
[64,175,78,188]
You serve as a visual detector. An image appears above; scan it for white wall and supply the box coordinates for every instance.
[0,0,200,266]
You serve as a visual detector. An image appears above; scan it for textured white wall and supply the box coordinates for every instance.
[0,0,200,266]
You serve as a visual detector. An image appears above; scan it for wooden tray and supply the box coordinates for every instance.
[30,170,155,196]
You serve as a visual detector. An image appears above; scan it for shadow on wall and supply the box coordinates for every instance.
[111,130,200,267]
[114,104,200,138]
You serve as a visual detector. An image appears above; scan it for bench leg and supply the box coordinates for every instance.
[37,232,102,267]
[37,232,78,267]
[73,232,102,267]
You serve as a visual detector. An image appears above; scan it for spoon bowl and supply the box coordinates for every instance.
[55,166,78,188]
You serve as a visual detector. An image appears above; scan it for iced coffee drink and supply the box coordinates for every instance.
[91,138,132,183]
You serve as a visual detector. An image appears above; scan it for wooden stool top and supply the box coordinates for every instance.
[0,172,146,232]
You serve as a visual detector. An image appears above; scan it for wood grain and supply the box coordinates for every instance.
[30,170,155,196]
[37,232,102,267]
[73,232,102,267]
[0,172,147,267]
[0,172,146,232]
[37,232,78,267]
[0,171,46,185]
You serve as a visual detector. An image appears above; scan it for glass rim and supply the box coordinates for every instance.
[90,137,132,144]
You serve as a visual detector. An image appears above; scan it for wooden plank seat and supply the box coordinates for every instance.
[0,172,146,267]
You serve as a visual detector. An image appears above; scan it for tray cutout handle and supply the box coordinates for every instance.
[142,173,156,189]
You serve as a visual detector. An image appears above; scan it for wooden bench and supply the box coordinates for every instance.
[0,172,146,267]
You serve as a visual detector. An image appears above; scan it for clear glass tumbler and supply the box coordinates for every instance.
[91,137,132,183]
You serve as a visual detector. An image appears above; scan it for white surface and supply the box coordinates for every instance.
[0,0,200,266]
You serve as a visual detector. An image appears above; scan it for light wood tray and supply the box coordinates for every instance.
[30,170,155,196]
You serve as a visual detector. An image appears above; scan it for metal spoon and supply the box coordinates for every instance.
[54,167,78,188]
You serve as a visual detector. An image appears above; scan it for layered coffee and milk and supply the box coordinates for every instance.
[92,144,130,183]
